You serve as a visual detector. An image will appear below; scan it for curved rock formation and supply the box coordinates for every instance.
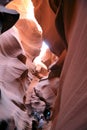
[32,0,87,130]
[0,0,87,130]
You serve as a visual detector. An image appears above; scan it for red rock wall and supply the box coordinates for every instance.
[32,0,66,56]
[32,0,87,129]
[1,0,87,130]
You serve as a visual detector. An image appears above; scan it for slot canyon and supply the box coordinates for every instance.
[0,0,87,130]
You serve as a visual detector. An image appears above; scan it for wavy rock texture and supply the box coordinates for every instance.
[0,0,87,130]
[32,0,87,130]
[0,0,59,130]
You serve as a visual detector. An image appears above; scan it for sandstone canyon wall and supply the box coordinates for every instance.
[32,0,87,130]
[0,0,87,130]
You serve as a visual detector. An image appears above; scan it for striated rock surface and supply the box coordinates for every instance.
[31,0,66,56]
[32,0,87,130]
[0,0,87,130]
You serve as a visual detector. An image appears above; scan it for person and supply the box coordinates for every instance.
[32,120,38,130]
[43,107,51,121]
[38,116,45,130]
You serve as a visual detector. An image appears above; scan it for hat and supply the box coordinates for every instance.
[0,5,20,33]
